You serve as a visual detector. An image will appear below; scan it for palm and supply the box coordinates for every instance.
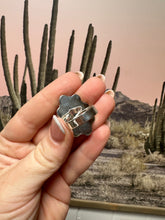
[0,73,115,219]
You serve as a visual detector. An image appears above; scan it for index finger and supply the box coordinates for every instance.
[1,72,83,142]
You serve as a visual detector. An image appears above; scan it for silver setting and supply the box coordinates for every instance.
[57,95,97,137]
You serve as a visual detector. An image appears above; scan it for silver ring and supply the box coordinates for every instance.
[57,94,97,137]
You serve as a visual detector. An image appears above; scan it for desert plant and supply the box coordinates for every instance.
[45,0,59,86]
[66,30,75,72]
[121,153,145,187]
[0,16,21,111]
[144,151,165,165]
[23,0,36,96]
[83,35,97,82]
[112,66,120,92]
[73,170,96,187]
[0,114,4,131]
[100,41,112,76]
[13,55,20,101]
[145,81,165,155]
[37,24,48,92]
[80,24,94,74]
[106,119,148,150]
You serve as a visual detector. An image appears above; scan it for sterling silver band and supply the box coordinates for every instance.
[62,106,97,130]
[57,94,97,137]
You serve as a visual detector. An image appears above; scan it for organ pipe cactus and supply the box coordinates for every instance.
[145,81,165,155]
[20,62,28,106]
[80,24,94,74]
[13,55,20,101]
[23,0,36,96]
[100,40,112,76]
[0,16,21,111]
[66,30,75,72]
[112,67,120,92]
[45,0,58,86]
[37,24,48,92]
[83,35,97,82]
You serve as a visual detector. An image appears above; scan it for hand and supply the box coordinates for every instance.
[0,72,115,219]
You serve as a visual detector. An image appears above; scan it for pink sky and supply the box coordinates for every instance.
[0,0,165,105]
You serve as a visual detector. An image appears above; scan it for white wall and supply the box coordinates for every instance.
[66,207,165,220]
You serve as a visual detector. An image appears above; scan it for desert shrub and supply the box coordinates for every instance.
[105,135,120,149]
[121,153,145,187]
[120,135,142,149]
[111,120,141,136]
[144,152,165,165]
[135,174,155,191]
[135,173,165,194]
[74,170,96,187]
[109,119,149,150]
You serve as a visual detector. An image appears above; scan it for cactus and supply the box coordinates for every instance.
[83,35,97,82]
[45,0,59,86]
[20,62,27,106]
[112,66,120,92]
[37,24,48,92]
[0,16,21,111]
[80,24,94,74]
[149,98,157,152]
[145,81,165,155]
[66,30,75,72]
[0,114,4,131]
[13,55,21,101]
[23,0,36,96]
[50,69,58,82]
[100,40,112,76]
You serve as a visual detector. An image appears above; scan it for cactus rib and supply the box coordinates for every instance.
[45,0,59,86]
[23,0,36,96]
[66,30,75,72]
[37,24,48,92]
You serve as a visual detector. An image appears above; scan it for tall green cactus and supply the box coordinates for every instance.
[0,114,4,131]
[37,24,48,92]
[20,62,27,106]
[0,16,21,111]
[23,0,36,96]
[50,69,58,82]
[145,81,165,155]
[80,24,94,74]
[45,0,59,86]
[13,55,21,101]
[66,30,75,72]
[100,40,112,76]
[83,35,97,82]
[112,67,120,92]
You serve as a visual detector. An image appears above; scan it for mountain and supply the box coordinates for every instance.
[0,92,153,127]
[110,91,153,126]
[0,96,13,115]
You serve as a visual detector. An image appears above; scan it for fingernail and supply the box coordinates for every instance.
[50,115,65,142]
[105,89,115,98]
[96,74,105,82]
[75,71,84,81]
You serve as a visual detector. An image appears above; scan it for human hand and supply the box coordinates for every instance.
[0,72,115,219]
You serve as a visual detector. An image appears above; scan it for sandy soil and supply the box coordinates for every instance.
[71,148,165,208]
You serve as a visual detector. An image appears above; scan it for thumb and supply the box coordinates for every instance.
[9,115,73,192]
